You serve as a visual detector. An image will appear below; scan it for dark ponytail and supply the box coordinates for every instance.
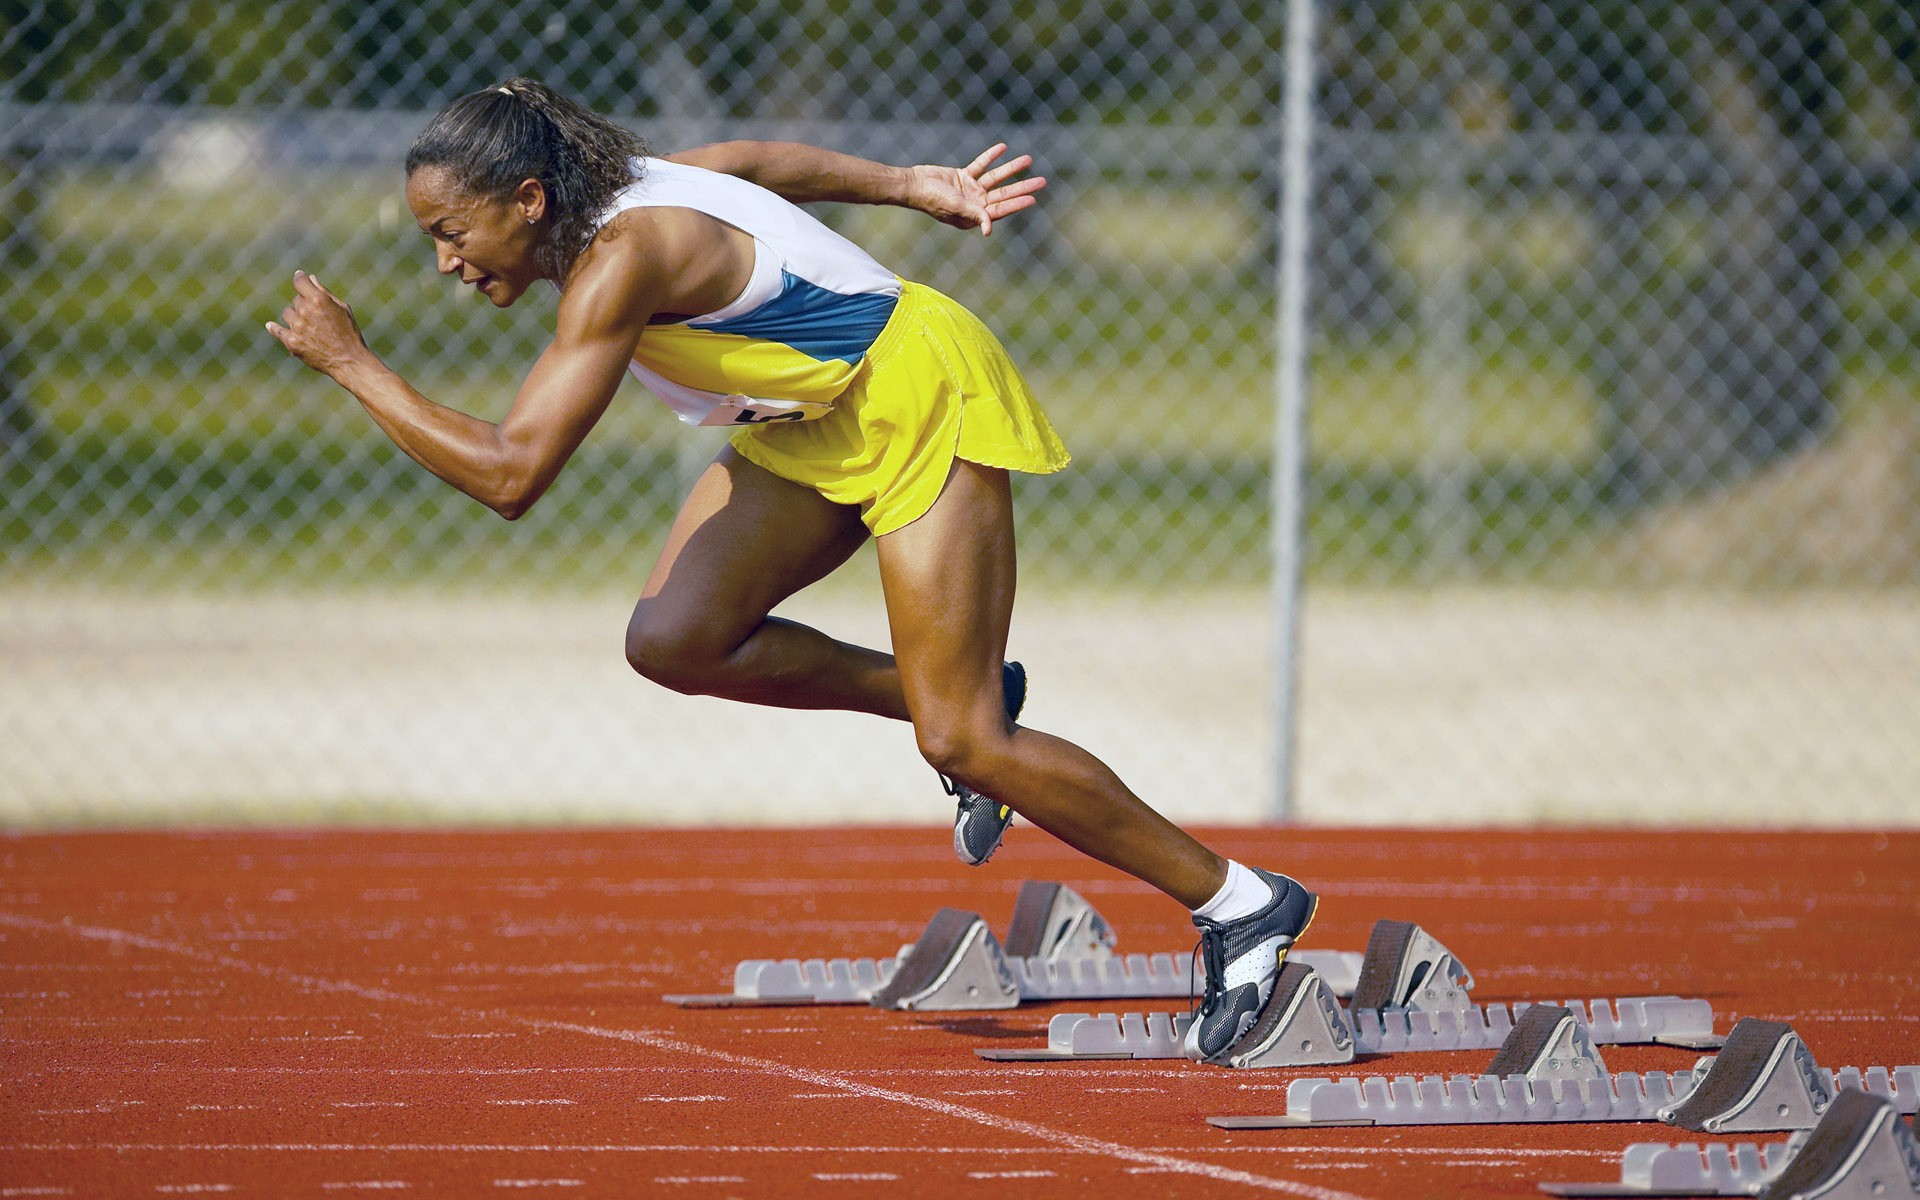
[404,77,650,281]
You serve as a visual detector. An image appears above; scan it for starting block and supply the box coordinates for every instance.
[1210,1013,1920,1130]
[1540,1092,1920,1198]
[1352,919,1474,1013]
[1758,1092,1920,1200]
[1209,1003,1705,1127]
[979,960,1353,1064]
[665,879,1365,1010]
[1660,1018,1920,1134]
[979,919,1720,1066]
[870,907,1020,1010]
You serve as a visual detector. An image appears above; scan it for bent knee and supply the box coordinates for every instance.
[914,717,1015,784]
[625,601,728,694]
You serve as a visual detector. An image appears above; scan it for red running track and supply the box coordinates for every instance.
[3,827,1916,1198]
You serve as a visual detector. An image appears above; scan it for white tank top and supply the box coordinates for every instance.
[601,157,904,426]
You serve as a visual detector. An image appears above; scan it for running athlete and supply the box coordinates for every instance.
[265,77,1315,1063]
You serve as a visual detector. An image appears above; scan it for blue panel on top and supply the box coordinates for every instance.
[695,272,898,364]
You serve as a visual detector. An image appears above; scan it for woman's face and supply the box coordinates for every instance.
[405,166,545,307]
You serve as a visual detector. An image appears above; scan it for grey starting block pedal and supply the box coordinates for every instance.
[1488,1004,1609,1082]
[1659,1018,1920,1134]
[1208,1004,1706,1127]
[1542,1094,1920,1198]
[870,907,1019,1011]
[1352,918,1475,1013]
[665,879,1365,1009]
[1003,879,1115,962]
[1224,961,1359,1068]
[1757,1091,1920,1200]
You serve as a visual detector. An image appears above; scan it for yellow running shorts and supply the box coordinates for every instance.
[729,281,1071,536]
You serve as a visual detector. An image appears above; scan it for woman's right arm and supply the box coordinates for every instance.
[266,211,723,519]
[668,141,1046,235]
[268,269,641,520]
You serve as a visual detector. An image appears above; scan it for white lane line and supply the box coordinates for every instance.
[969,1171,1055,1179]
[320,1183,410,1190]
[813,1174,898,1182]
[2,1188,75,1196]
[0,912,1374,1200]
[154,1188,235,1195]
[487,1100,576,1107]
[493,1181,583,1189]
[524,1017,1371,1200]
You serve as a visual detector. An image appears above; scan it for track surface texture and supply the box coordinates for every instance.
[4,827,1916,1198]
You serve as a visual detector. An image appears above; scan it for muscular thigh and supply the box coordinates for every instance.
[634,445,869,651]
[875,459,1017,734]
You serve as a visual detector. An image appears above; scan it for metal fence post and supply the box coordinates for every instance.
[1271,0,1319,823]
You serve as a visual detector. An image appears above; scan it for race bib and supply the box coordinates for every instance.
[700,394,836,427]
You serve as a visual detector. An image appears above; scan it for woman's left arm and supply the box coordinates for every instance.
[668,141,1045,235]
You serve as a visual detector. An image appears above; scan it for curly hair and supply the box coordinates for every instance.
[404,77,649,282]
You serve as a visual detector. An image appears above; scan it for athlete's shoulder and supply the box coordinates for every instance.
[563,206,738,334]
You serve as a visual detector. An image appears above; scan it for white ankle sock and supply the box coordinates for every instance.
[1191,860,1274,923]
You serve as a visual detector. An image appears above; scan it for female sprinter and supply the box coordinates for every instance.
[265,77,1314,1064]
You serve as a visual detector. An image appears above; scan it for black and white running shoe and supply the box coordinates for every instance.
[946,661,1028,867]
[1182,868,1319,1063]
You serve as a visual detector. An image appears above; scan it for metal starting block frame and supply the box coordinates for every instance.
[1541,1092,1920,1199]
[979,960,1352,1063]
[1210,1012,1920,1130]
[1209,1003,1714,1126]
[979,919,1720,1065]
[664,879,1364,1010]
[1539,1138,1804,1197]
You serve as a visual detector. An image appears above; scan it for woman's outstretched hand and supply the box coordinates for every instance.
[908,144,1047,236]
[266,270,373,378]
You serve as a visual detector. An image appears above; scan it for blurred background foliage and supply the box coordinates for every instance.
[6,1,1920,827]
[2,0,1916,589]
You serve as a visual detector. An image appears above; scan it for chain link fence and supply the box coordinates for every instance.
[3,1,1916,827]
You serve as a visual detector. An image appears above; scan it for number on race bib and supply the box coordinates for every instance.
[730,407,810,424]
